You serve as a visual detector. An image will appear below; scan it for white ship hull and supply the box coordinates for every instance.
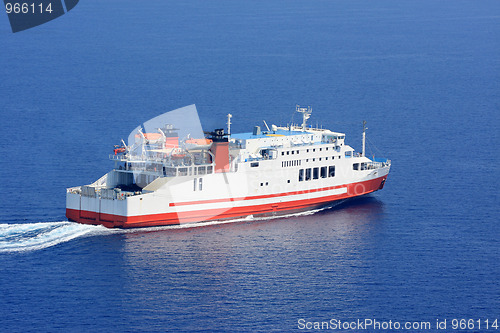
[67,153,390,228]
[66,105,391,228]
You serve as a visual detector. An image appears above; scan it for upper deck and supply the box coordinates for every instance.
[231,126,346,152]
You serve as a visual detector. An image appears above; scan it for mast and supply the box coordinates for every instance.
[362,120,367,157]
[296,105,312,131]
[227,114,232,135]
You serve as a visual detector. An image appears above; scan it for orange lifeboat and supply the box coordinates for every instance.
[113,146,126,155]
[185,138,213,151]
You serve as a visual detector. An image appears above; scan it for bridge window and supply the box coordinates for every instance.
[320,166,327,178]
[305,168,312,181]
[353,163,359,170]
[313,167,319,179]
[299,169,304,181]
[329,166,335,177]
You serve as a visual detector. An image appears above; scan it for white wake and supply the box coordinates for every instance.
[0,202,344,253]
[0,222,114,253]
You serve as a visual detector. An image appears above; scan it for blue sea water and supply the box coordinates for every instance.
[0,0,499,332]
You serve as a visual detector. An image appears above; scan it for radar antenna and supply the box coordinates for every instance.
[296,105,312,131]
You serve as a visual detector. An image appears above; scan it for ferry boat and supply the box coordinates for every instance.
[66,105,391,228]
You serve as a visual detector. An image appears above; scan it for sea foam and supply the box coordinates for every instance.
[0,222,113,253]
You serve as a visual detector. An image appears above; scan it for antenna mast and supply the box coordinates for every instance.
[362,120,367,157]
[296,105,312,131]
[227,114,232,135]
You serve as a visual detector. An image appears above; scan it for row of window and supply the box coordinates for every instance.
[298,166,335,181]
[279,156,341,168]
[282,150,300,156]
[165,165,213,177]
[260,179,293,187]
[305,155,340,162]
[353,162,368,171]
[282,160,301,167]
[281,146,341,156]
[252,155,345,169]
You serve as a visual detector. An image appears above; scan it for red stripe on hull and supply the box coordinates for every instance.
[66,176,387,228]
[169,182,347,207]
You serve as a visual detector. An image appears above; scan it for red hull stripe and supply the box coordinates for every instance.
[170,183,349,207]
[66,176,387,228]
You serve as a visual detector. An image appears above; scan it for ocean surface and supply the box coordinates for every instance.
[0,1,499,332]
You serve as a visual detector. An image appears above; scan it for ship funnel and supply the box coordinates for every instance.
[208,128,230,173]
[161,124,180,149]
